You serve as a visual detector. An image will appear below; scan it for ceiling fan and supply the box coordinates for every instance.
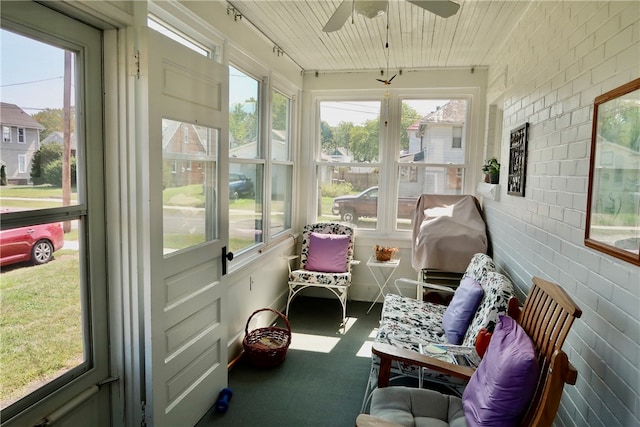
[323,0,460,32]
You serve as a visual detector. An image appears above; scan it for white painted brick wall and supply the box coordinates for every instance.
[485,1,640,426]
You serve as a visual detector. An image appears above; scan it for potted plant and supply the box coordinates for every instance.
[482,157,500,184]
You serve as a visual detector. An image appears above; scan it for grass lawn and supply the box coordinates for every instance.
[0,252,83,407]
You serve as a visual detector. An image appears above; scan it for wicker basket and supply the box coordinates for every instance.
[374,245,397,262]
[242,308,291,368]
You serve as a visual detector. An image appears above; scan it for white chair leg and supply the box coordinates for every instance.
[285,285,295,316]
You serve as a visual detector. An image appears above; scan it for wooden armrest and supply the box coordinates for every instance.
[565,361,578,385]
[356,414,404,427]
[372,342,475,387]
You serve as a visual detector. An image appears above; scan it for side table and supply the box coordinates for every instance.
[366,256,401,314]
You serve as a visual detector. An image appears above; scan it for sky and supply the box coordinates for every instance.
[320,99,450,127]
[1,29,69,113]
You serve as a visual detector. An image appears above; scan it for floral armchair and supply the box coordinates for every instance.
[285,223,358,326]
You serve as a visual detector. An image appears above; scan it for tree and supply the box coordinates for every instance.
[333,122,354,153]
[320,121,334,152]
[400,103,422,152]
[31,143,62,185]
[32,108,75,140]
[229,103,257,147]
[599,99,640,152]
[349,119,379,162]
[41,157,77,187]
[271,92,288,132]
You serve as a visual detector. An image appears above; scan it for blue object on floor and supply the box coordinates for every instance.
[215,388,233,413]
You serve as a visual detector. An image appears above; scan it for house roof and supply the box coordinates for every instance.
[0,102,45,130]
[41,131,78,150]
[407,99,467,131]
[420,99,467,125]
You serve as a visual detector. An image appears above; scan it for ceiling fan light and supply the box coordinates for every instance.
[357,1,387,19]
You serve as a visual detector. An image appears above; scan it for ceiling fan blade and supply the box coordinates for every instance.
[407,0,460,18]
[323,1,352,32]
[388,74,396,83]
[376,79,386,83]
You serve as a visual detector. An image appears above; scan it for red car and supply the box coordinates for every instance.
[0,222,65,267]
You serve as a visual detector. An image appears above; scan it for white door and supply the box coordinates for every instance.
[145,27,230,426]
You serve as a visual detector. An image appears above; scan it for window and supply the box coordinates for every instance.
[452,126,462,148]
[227,65,294,253]
[147,16,209,57]
[0,11,106,423]
[162,119,219,253]
[396,99,468,229]
[17,154,26,173]
[229,65,263,253]
[270,89,293,237]
[317,100,381,230]
[3,125,10,142]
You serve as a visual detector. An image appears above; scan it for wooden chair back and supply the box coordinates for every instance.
[508,276,582,427]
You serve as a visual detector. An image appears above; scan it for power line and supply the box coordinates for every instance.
[0,76,63,87]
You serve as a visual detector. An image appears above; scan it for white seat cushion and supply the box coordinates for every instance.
[370,386,467,427]
[289,269,350,287]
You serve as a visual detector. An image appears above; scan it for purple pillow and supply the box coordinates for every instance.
[304,232,350,273]
[442,277,484,344]
[462,315,540,427]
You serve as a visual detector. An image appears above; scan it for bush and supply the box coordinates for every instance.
[321,181,353,198]
[31,144,63,185]
[41,158,77,187]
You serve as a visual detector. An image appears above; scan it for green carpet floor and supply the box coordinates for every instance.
[196,297,383,427]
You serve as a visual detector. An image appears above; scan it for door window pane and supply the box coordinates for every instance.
[162,119,219,254]
[0,28,86,412]
[1,219,83,408]
[0,7,104,422]
[1,30,79,210]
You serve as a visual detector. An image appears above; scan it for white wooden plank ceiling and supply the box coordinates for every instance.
[228,0,531,72]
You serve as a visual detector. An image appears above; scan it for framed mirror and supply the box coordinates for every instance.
[585,78,640,266]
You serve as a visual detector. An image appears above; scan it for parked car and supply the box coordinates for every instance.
[229,173,255,201]
[0,222,64,267]
[331,186,417,222]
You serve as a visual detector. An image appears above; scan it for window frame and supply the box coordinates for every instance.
[269,87,294,239]
[0,4,108,423]
[227,58,296,262]
[17,153,26,173]
[3,125,11,142]
[310,90,479,235]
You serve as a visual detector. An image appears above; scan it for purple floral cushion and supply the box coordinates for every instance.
[462,315,540,427]
[442,277,484,344]
[304,232,350,273]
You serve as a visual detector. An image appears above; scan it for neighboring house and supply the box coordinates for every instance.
[406,99,467,164]
[0,102,44,185]
[400,100,467,195]
[161,119,208,188]
[40,131,78,157]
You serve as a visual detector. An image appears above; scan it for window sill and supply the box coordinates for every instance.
[477,183,500,201]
